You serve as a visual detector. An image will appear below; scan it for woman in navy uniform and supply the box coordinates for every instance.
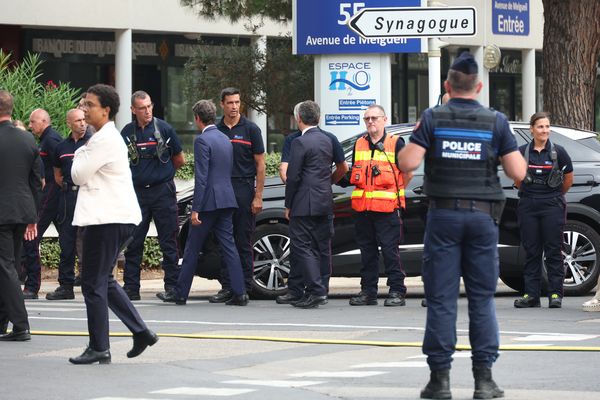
[514,112,573,309]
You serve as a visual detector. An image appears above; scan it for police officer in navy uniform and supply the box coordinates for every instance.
[22,108,63,299]
[45,109,91,300]
[121,91,185,300]
[210,87,265,303]
[398,52,526,400]
[514,112,573,309]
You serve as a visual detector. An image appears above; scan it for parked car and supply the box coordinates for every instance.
[176,123,600,299]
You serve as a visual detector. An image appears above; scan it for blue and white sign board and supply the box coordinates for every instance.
[492,0,529,35]
[293,0,424,55]
[316,54,391,142]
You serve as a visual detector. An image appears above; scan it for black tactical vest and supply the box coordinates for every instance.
[423,104,505,201]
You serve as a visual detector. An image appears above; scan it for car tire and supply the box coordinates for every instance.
[250,222,291,299]
[558,220,600,296]
[499,275,524,293]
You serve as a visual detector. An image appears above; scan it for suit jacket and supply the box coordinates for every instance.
[285,127,334,217]
[192,125,238,212]
[71,121,142,226]
[0,120,42,224]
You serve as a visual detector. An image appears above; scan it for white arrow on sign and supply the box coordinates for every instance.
[348,7,476,39]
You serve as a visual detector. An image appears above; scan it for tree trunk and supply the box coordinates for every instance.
[543,0,600,130]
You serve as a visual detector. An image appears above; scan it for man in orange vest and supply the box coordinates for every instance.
[349,104,412,306]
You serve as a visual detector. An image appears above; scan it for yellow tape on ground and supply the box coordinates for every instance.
[28,331,600,352]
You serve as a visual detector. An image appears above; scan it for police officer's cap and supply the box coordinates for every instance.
[450,52,478,75]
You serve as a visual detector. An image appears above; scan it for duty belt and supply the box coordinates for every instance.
[429,198,494,215]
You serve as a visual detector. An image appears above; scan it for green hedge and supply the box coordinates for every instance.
[41,237,163,270]
[175,150,281,181]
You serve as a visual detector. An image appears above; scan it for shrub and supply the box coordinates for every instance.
[0,50,80,136]
[175,150,281,181]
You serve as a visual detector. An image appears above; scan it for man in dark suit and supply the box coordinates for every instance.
[284,100,336,309]
[157,100,248,306]
[0,90,42,341]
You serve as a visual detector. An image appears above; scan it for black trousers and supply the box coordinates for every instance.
[0,224,30,332]
[220,178,255,291]
[289,215,331,297]
[56,189,78,286]
[81,224,147,351]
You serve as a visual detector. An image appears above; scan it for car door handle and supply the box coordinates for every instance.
[413,186,423,195]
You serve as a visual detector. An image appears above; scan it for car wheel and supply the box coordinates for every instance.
[559,220,600,296]
[250,223,291,299]
[499,275,524,293]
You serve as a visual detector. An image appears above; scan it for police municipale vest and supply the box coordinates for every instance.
[423,104,504,201]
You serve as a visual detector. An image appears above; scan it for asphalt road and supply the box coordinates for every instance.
[2,280,600,400]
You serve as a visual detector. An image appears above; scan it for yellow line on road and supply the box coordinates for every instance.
[29,330,600,352]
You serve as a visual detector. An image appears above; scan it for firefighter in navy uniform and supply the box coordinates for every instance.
[22,108,63,299]
[398,52,526,400]
[45,109,91,300]
[121,91,185,300]
[348,104,411,307]
[210,87,265,303]
[514,112,573,309]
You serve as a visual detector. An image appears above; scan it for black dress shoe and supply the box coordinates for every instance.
[208,289,233,303]
[124,288,141,301]
[276,292,303,305]
[127,329,159,358]
[73,275,82,287]
[69,346,111,364]
[293,294,328,309]
[225,294,249,306]
[0,329,31,341]
[156,291,186,305]
[46,285,75,300]
[514,294,541,308]
[22,289,38,300]
[349,292,378,306]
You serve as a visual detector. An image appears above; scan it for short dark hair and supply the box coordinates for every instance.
[220,87,240,102]
[86,84,120,120]
[297,100,320,126]
[530,111,550,126]
[192,99,217,125]
[0,90,14,117]
[131,90,150,106]
[446,69,478,94]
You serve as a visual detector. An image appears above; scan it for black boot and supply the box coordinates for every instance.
[421,369,451,399]
[127,329,159,358]
[69,346,111,364]
[473,366,504,399]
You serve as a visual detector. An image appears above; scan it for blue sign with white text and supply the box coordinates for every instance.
[294,0,422,54]
[325,114,361,126]
[339,99,376,110]
[492,0,529,36]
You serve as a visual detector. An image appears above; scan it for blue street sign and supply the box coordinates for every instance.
[339,99,376,110]
[492,0,529,36]
[293,0,422,55]
[325,113,361,125]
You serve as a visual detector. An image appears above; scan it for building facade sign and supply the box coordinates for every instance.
[492,0,530,36]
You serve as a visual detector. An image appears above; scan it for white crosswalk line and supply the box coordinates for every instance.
[88,398,172,400]
[290,371,387,378]
[514,334,597,341]
[351,361,428,368]
[150,387,255,396]
[223,379,324,388]
[26,307,85,312]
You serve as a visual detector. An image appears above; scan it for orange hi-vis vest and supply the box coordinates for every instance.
[350,134,406,212]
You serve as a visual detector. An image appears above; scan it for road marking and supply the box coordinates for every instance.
[151,387,255,396]
[26,307,85,312]
[351,361,428,368]
[407,352,473,359]
[89,398,171,400]
[290,371,387,378]
[223,380,324,387]
[514,334,598,342]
